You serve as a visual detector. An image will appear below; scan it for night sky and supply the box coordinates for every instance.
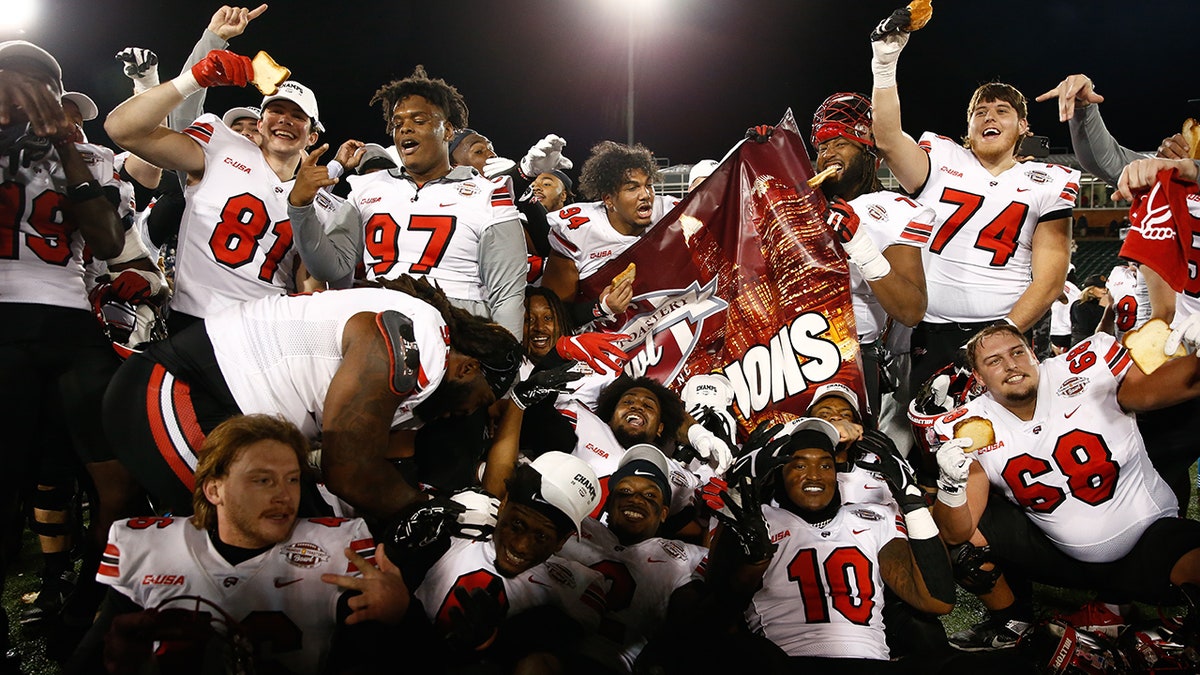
[13,0,1195,173]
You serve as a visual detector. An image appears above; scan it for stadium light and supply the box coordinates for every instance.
[0,0,37,32]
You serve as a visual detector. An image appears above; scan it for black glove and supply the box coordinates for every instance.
[696,475,775,562]
[512,361,585,410]
[726,421,789,485]
[694,406,735,451]
[854,430,926,513]
[870,7,912,41]
[445,581,507,651]
[745,124,774,144]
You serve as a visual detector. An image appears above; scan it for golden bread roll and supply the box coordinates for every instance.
[907,0,933,30]
[1122,317,1186,374]
[1184,118,1200,160]
[251,51,290,96]
[612,262,636,287]
[953,416,994,453]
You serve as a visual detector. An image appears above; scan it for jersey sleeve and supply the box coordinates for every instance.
[547,207,585,262]
[181,113,221,147]
[1069,331,1132,382]
[486,176,519,227]
[343,518,376,575]
[1036,162,1081,220]
[96,520,146,606]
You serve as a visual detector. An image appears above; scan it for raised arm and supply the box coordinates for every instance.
[869,12,930,193]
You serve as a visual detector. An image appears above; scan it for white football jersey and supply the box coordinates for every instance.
[747,503,899,660]
[916,133,1080,323]
[547,196,680,281]
[845,190,935,342]
[0,142,130,310]
[172,114,300,319]
[207,287,449,438]
[562,401,700,519]
[98,515,374,675]
[931,332,1176,563]
[839,460,900,517]
[1050,281,1082,338]
[560,518,707,672]
[413,536,606,636]
[1107,264,1150,340]
[346,167,519,302]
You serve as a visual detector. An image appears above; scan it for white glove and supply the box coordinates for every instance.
[115,47,160,94]
[449,489,500,541]
[870,31,909,89]
[1165,314,1200,356]
[482,156,516,179]
[688,423,733,477]
[520,134,573,178]
[935,437,973,507]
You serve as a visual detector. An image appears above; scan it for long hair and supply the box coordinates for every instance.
[370,65,469,134]
[192,415,309,531]
[524,286,571,360]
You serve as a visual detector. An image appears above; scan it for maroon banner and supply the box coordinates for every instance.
[577,110,866,435]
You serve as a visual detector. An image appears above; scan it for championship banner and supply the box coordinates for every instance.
[577,109,866,434]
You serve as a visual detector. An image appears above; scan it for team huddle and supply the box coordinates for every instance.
[5,1,1200,674]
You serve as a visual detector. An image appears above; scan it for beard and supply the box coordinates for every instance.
[612,424,656,448]
[415,378,473,421]
[820,150,874,201]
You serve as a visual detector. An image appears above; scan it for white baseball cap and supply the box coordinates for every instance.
[775,416,841,449]
[689,159,719,186]
[260,80,323,133]
[807,382,861,419]
[0,41,62,95]
[681,373,734,411]
[221,105,261,129]
[529,452,601,536]
[62,92,97,121]
[357,142,397,174]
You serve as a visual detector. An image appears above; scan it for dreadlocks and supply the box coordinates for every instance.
[577,141,658,201]
[370,65,469,133]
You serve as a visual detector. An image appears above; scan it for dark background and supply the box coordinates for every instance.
[10,0,1193,169]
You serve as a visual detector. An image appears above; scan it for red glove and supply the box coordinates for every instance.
[108,269,155,303]
[190,50,253,88]
[555,332,631,373]
[745,124,775,144]
[826,197,861,244]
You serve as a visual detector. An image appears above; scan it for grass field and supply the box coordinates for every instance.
[6,472,1198,674]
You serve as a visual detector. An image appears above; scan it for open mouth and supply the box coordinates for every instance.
[982,127,1002,139]
[529,335,551,350]
[624,411,646,428]
[499,547,528,569]
[399,138,420,155]
[801,483,825,494]
[619,506,647,522]
[635,203,653,219]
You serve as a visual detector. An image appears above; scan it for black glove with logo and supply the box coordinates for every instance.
[511,361,584,410]
[854,430,926,513]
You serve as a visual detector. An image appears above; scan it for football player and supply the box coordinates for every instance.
[869,8,1080,393]
[286,66,527,339]
[813,92,933,414]
[541,141,681,329]
[103,276,521,521]
[931,324,1200,649]
[106,44,321,333]
[81,414,406,675]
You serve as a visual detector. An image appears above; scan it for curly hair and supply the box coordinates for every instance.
[594,375,685,447]
[577,141,658,201]
[370,65,469,134]
[192,415,309,531]
[371,275,521,392]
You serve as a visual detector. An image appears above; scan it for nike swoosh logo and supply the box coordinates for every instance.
[863,485,881,490]
[633,470,657,477]
[439,202,456,207]
[1065,405,1080,418]
[1016,188,1031,192]
[852,529,868,535]
[273,578,302,588]
[646,557,668,564]
[527,576,550,587]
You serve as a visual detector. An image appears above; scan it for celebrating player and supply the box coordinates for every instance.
[868,7,1081,392]
[286,66,527,339]
[82,415,406,675]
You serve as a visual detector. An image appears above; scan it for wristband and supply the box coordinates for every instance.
[170,71,202,98]
[65,180,104,203]
[593,293,617,320]
[936,488,967,509]
[327,160,345,180]
[871,58,898,90]
[901,506,940,540]
[842,232,892,281]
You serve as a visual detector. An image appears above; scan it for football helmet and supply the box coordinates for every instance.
[811,92,874,149]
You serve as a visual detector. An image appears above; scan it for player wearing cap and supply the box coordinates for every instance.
[286,66,527,339]
[79,414,406,675]
[559,445,707,672]
[106,46,324,333]
[702,418,954,668]
[542,141,681,329]
[388,452,607,666]
[104,276,521,522]
[869,8,1080,394]
[221,105,261,144]
[930,324,1200,650]
[813,92,934,415]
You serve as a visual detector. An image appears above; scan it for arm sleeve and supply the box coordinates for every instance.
[477,218,529,339]
[1069,104,1150,187]
[166,30,228,134]
[287,199,364,282]
[517,201,552,257]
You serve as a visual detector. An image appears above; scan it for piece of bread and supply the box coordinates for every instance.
[907,0,933,30]
[251,51,290,96]
[1184,118,1200,160]
[612,263,636,287]
[1122,317,1185,374]
[806,165,839,188]
[953,416,994,453]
